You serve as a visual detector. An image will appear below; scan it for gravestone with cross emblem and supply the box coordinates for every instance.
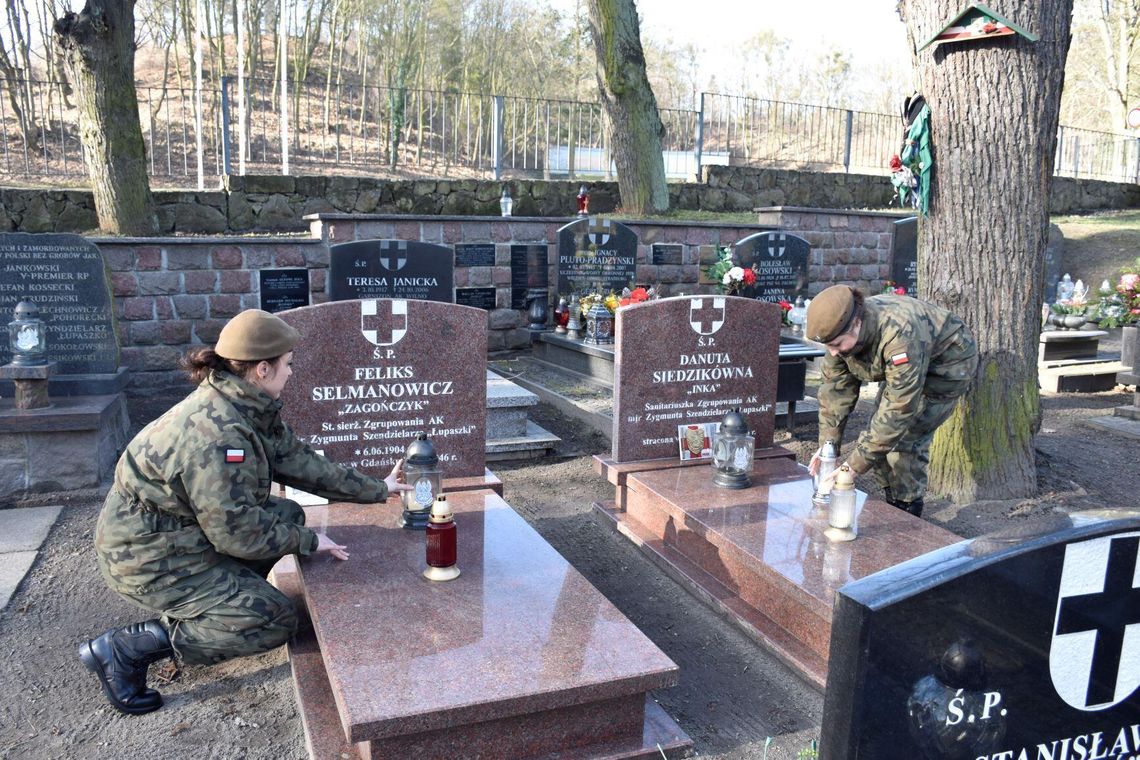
[329,239,454,302]
[611,295,781,462]
[275,299,487,478]
[733,231,810,303]
[556,216,638,297]
[821,513,1140,760]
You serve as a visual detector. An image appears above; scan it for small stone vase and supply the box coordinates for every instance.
[1062,314,1087,329]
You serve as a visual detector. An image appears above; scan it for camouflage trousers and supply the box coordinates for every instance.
[868,393,964,503]
[112,497,305,666]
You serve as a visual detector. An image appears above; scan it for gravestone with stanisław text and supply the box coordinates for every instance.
[510,244,548,310]
[821,513,1140,760]
[733,231,810,303]
[276,299,487,478]
[259,268,310,313]
[556,217,638,297]
[0,233,121,395]
[329,240,453,302]
[612,295,780,462]
[890,217,919,297]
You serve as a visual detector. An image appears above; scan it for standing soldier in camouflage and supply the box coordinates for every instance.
[79,309,412,715]
[806,285,978,517]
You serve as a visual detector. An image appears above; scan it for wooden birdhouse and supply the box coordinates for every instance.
[918,2,1038,52]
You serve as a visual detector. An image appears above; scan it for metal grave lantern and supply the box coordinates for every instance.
[8,301,47,366]
[711,408,755,489]
[499,185,514,217]
[400,433,442,530]
[582,301,614,345]
[825,464,858,542]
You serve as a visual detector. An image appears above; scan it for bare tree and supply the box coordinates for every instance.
[585,0,667,214]
[897,0,1073,501]
[56,0,159,234]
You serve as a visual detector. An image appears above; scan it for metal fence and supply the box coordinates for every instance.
[1,76,1138,186]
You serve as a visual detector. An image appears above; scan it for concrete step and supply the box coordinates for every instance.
[485,369,560,460]
[1039,360,1129,393]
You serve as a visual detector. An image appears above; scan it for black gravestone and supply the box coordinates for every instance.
[329,240,454,302]
[455,288,496,310]
[510,244,548,310]
[652,243,683,266]
[0,232,118,374]
[890,217,919,297]
[259,268,310,313]
[733,231,809,303]
[454,243,496,268]
[821,514,1140,760]
[556,217,638,296]
[1044,224,1064,304]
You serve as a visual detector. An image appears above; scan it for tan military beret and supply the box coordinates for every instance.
[806,285,857,343]
[215,309,299,361]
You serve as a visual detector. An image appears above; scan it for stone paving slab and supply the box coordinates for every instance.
[1086,414,1140,440]
[0,550,38,610]
[0,505,63,553]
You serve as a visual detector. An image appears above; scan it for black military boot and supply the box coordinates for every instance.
[78,620,174,715]
[896,498,925,518]
[882,486,897,506]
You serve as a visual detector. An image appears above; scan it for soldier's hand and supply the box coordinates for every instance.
[316,533,350,561]
[385,458,414,494]
[808,449,822,476]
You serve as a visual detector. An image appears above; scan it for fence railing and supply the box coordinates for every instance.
[1,77,1138,186]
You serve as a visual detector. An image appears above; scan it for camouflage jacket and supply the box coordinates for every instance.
[96,370,388,593]
[817,295,977,474]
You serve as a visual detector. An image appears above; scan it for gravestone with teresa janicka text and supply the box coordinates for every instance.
[612,295,781,462]
[276,299,487,479]
[329,239,454,302]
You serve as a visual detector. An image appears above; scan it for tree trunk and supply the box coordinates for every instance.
[898,0,1073,501]
[55,0,158,235]
[585,0,668,214]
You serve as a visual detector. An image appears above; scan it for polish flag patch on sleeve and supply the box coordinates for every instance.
[890,352,910,366]
[225,448,245,463]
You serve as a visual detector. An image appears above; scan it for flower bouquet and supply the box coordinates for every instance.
[1049,279,1091,328]
[618,286,656,308]
[777,299,793,326]
[705,247,758,296]
[882,280,907,296]
[1091,260,1140,329]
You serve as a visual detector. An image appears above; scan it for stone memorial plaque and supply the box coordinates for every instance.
[1044,224,1063,303]
[890,217,919,297]
[510,244,547,310]
[0,232,118,373]
[329,240,454,302]
[454,243,496,268]
[652,243,683,266]
[277,299,487,478]
[259,268,310,313]
[733,232,810,303]
[612,295,780,462]
[455,287,496,311]
[556,217,638,296]
[821,514,1140,760]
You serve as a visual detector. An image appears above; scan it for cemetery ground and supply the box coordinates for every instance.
[0,210,1137,759]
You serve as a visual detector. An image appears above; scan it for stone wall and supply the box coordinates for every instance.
[3,170,1135,235]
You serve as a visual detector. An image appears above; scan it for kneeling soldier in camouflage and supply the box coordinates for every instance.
[806,285,978,517]
[80,309,411,715]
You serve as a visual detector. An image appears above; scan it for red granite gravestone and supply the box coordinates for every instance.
[277,299,487,478]
[612,295,781,463]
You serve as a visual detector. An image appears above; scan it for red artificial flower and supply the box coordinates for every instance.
[742,269,757,285]
[982,21,998,33]
[889,155,903,172]
[894,287,907,296]
[778,300,792,312]
[629,287,649,302]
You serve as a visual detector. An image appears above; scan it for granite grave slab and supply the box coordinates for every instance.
[821,513,1140,760]
[612,295,781,462]
[890,217,919,297]
[329,240,454,302]
[733,231,810,303]
[277,299,487,478]
[557,217,638,296]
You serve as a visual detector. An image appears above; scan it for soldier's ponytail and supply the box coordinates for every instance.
[180,348,260,385]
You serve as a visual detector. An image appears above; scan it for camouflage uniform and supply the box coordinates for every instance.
[96,370,388,665]
[817,294,978,502]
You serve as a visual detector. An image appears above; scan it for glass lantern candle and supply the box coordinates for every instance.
[583,301,614,345]
[825,464,858,542]
[423,494,460,582]
[8,301,47,366]
[576,185,589,216]
[788,296,807,336]
[499,185,513,217]
[812,440,838,506]
[400,433,442,530]
[711,408,755,489]
[553,297,569,334]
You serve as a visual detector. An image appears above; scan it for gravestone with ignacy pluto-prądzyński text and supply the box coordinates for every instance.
[820,513,1140,760]
[328,239,454,302]
[0,232,118,375]
[276,299,487,478]
[734,231,809,303]
[556,217,638,297]
[612,295,780,462]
